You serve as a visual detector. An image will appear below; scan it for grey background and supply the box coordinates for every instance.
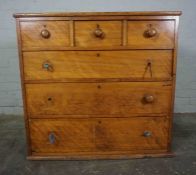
[0,0,195,115]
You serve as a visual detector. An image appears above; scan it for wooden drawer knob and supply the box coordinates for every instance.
[41,29,50,39]
[143,131,152,137]
[94,25,105,39]
[144,28,157,38]
[143,94,154,103]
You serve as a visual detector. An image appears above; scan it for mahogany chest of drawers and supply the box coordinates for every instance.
[14,11,181,160]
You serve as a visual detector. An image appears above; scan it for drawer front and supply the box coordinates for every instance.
[128,21,174,48]
[30,117,168,154]
[23,50,172,81]
[75,21,122,47]
[26,82,172,116]
[94,117,168,151]
[30,119,94,153]
[20,21,70,49]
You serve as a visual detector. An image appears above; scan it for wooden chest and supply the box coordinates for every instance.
[14,11,181,160]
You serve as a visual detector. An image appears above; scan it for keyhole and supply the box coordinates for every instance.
[147,61,151,66]
[48,97,52,101]
[97,85,101,89]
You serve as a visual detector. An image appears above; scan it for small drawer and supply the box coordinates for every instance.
[20,21,70,49]
[29,117,168,155]
[127,21,175,49]
[75,21,122,47]
[26,82,172,116]
[23,50,172,81]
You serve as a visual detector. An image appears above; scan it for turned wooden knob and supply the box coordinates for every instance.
[41,29,50,39]
[94,26,105,39]
[144,28,157,38]
[143,94,154,103]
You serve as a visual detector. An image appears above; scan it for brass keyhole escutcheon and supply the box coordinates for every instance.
[143,131,152,137]
[42,61,54,72]
[48,132,56,144]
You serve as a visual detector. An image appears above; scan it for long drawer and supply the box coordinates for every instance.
[30,117,169,155]
[23,50,172,81]
[26,82,172,116]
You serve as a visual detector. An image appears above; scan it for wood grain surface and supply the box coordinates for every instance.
[128,21,175,49]
[20,21,70,49]
[14,11,181,159]
[75,21,122,47]
[26,82,172,116]
[30,117,168,154]
[23,50,172,81]
[13,11,182,18]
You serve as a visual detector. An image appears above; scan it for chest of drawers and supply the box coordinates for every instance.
[14,11,181,160]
